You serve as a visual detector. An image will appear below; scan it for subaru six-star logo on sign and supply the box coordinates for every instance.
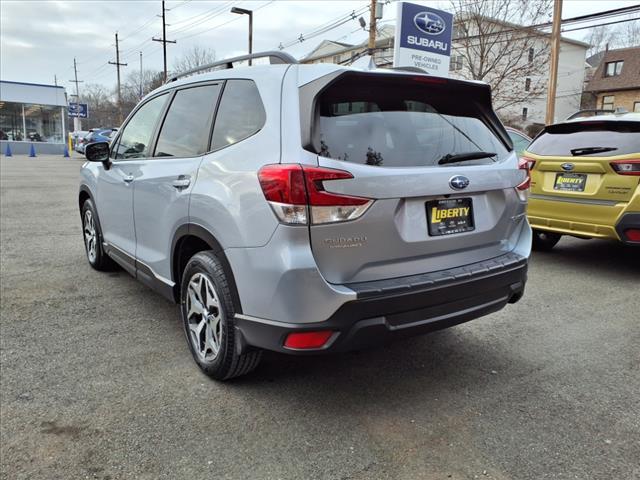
[449,175,470,190]
[414,11,447,35]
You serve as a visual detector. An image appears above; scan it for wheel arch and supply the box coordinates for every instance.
[171,224,242,312]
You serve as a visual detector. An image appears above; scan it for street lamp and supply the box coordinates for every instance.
[231,7,253,65]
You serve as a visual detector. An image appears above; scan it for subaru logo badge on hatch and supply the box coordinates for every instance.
[449,175,470,190]
[414,11,447,35]
[561,163,574,171]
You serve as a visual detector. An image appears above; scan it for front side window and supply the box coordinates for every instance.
[312,76,509,168]
[113,93,168,159]
[154,84,222,158]
[211,80,266,150]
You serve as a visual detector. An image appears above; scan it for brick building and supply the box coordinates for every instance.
[583,46,640,113]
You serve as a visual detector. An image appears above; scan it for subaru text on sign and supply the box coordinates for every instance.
[393,2,453,75]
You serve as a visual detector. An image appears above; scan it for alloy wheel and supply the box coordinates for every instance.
[186,273,223,362]
[83,210,97,263]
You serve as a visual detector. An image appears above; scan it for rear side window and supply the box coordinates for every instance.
[154,84,222,158]
[211,80,266,149]
[114,93,168,159]
[312,76,509,168]
[528,121,640,156]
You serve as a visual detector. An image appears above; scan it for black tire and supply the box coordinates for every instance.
[81,199,116,271]
[180,251,262,380]
[532,229,562,251]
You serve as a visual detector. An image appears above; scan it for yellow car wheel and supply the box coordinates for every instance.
[532,229,562,252]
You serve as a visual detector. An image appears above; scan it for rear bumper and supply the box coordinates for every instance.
[234,252,528,355]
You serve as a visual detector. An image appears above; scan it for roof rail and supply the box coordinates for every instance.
[167,51,298,82]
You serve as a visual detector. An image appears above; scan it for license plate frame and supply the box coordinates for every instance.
[554,173,587,192]
[426,198,475,237]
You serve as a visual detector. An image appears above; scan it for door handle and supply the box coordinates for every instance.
[172,176,191,189]
[123,175,134,183]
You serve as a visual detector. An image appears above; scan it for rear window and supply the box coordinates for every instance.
[312,76,509,168]
[528,121,640,156]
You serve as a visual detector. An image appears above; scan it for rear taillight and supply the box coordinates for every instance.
[522,156,536,171]
[258,164,373,225]
[516,156,532,191]
[610,159,640,176]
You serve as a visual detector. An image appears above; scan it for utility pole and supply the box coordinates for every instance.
[368,0,377,53]
[139,51,143,99]
[109,33,128,124]
[153,1,176,82]
[69,58,84,131]
[545,0,563,125]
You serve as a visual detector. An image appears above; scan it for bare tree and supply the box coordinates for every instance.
[585,16,640,56]
[120,69,164,118]
[80,83,118,129]
[450,0,553,113]
[172,46,217,74]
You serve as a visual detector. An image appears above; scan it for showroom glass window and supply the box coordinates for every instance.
[0,102,24,141]
[23,104,63,143]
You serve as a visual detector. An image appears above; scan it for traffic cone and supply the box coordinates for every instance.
[63,145,70,158]
[4,143,11,157]
[29,143,36,157]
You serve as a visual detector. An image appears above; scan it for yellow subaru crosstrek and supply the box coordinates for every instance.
[524,112,640,250]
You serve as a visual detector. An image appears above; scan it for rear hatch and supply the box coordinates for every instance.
[525,119,640,224]
[299,72,528,284]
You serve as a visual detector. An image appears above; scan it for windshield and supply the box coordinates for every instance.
[528,121,640,156]
[313,77,509,168]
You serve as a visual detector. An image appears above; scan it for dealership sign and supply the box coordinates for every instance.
[393,2,453,76]
[68,102,88,118]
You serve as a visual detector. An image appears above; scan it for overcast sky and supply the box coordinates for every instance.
[1,0,638,93]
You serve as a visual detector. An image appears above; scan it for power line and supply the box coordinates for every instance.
[173,1,274,42]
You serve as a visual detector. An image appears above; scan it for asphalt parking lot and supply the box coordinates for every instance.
[1,154,639,480]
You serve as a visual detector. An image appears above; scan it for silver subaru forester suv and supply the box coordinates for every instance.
[80,52,531,380]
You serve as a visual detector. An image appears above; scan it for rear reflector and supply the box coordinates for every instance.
[284,331,333,349]
[610,159,640,176]
[625,229,640,242]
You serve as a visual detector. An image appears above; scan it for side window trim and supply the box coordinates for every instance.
[206,80,227,153]
[152,80,224,159]
[108,91,172,162]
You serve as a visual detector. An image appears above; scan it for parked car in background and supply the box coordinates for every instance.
[71,130,89,150]
[76,128,117,153]
[524,112,640,250]
[506,127,532,158]
[79,52,531,380]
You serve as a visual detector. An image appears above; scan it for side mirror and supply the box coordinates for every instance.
[85,142,110,163]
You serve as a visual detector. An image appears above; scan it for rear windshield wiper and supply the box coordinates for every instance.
[570,146,618,156]
[438,151,496,165]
